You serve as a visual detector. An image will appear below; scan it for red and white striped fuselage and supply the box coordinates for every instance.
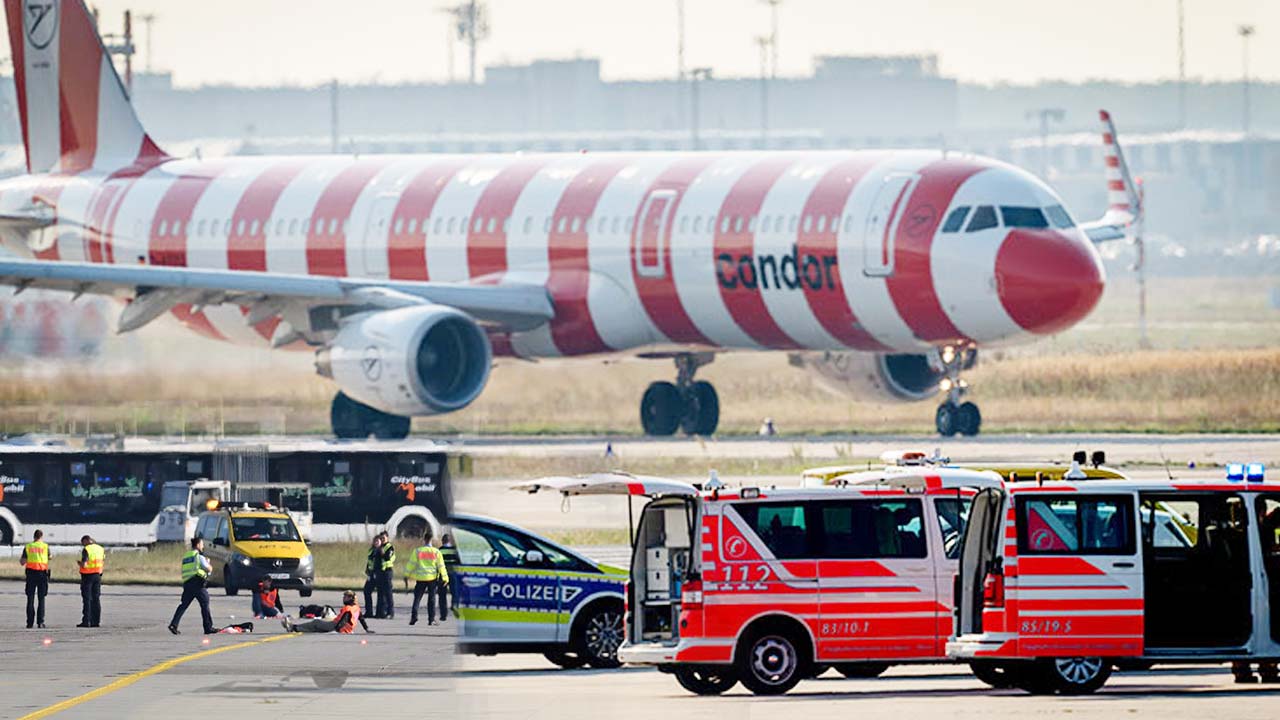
[2,149,1105,359]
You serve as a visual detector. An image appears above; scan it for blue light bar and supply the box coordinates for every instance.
[1246,463,1265,482]
[1226,463,1245,482]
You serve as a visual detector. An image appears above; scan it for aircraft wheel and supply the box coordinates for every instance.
[680,381,719,436]
[957,401,982,437]
[641,382,683,436]
[331,393,368,439]
[935,402,959,437]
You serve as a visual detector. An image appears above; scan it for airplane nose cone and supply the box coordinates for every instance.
[995,229,1105,335]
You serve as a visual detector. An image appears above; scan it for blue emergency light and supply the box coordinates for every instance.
[1246,463,1265,482]
[1226,463,1245,482]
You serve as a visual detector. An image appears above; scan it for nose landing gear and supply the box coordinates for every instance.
[640,353,719,436]
[934,346,981,437]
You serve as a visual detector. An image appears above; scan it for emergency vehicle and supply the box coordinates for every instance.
[517,467,1003,695]
[449,514,628,669]
[949,463,1280,694]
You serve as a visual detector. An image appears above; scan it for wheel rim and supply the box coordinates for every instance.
[584,610,623,661]
[1054,657,1103,685]
[750,636,797,685]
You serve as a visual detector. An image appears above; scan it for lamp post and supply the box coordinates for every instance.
[1239,24,1255,135]
[690,67,712,150]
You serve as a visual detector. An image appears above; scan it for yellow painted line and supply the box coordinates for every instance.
[18,634,296,720]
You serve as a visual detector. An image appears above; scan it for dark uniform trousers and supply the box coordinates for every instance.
[170,577,215,633]
[80,573,103,626]
[411,580,442,623]
[25,568,49,626]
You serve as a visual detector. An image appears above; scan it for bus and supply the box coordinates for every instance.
[0,437,453,545]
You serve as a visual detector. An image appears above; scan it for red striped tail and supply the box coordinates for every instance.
[4,0,166,175]
[1098,109,1140,223]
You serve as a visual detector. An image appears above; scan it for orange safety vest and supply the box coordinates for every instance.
[23,540,49,571]
[80,543,105,575]
[338,603,360,634]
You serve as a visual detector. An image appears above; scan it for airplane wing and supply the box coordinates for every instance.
[0,258,554,340]
[1083,109,1142,245]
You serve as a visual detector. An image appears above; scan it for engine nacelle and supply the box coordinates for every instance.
[791,351,954,403]
[317,305,492,417]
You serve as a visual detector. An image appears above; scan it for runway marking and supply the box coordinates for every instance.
[17,634,296,720]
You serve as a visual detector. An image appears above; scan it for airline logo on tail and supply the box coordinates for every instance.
[24,1,57,49]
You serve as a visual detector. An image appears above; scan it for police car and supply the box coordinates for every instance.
[449,514,627,668]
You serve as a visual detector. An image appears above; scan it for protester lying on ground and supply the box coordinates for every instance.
[282,591,373,634]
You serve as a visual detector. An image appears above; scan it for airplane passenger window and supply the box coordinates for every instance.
[502,218,510,234]
[557,217,567,233]
[1045,205,1075,229]
[692,216,703,234]
[788,215,798,233]
[523,217,532,234]
[248,220,259,236]
[275,219,285,235]
[196,219,207,236]
[626,217,634,233]
[844,215,853,233]
[597,217,607,233]
[237,219,247,236]
[487,217,498,233]
[802,215,813,233]
[407,219,417,234]
[941,206,970,233]
[720,216,730,233]
[816,216,827,233]
[612,217,622,234]
[570,217,581,233]
[300,219,310,235]
[760,216,771,233]
[156,220,167,237]
[435,218,444,234]
[965,206,998,232]
[1000,206,1049,229]
[447,218,456,233]
[393,218,403,234]
[733,216,743,233]
[747,216,757,233]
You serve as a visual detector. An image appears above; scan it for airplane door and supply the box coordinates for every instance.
[362,194,399,278]
[634,190,676,279]
[863,173,920,277]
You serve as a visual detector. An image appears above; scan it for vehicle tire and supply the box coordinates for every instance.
[223,567,240,596]
[735,627,807,696]
[368,410,411,441]
[544,651,589,669]
[640,382,683,436]
[680,381,719,437]
[969,661,1018,689]
[299,588,313,598]
[331,393,368,440]
[674,667,738,695]
[1043,657,1111,695]
[574,603,625,669]
[0,519,13,546]
[957,401,982,437]
[935,402,959,437]
[835,663,889,679]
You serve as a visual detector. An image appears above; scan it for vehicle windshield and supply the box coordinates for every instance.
[231,516,300,542]
[160,484,189,509]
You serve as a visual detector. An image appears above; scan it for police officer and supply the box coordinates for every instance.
[405,530,448,626]
[438,532,460,619]
[169,537,215,635]
[362,534,383,616]
[20,529,49,629]
[378,531,396,619]
[76,535,105,628]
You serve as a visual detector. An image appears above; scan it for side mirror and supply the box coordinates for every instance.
[523,550,545,566]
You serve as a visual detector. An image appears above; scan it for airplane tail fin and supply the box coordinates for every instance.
[4,0,165,174]
[1099,109,1141,225]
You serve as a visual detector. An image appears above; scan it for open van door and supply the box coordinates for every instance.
[957,487,1005,636]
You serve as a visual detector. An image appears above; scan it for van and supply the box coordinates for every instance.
[194,504,314,597]
[518,468,1002,695]
[948,465,1280,694]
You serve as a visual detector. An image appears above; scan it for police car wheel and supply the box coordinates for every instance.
[935,402,959,437]
[674,667,738,695]
[544,651,588,669]
[1046,657,1111,695]
[737,631,804,695]
[957,401,982,437]
[576,605,625,669]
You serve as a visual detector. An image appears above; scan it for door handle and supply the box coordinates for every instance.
[1112,561,1135,568]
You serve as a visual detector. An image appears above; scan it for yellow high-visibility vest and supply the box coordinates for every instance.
[23,541,49,571]
[181,550,209,582]
[81,544,105,574]
[405,545,448,582]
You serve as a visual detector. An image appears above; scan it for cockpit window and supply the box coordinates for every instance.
[1000,206,1050,229]
[965,206,998,233]
[1045,205,1075,229]
[941,206,970,233]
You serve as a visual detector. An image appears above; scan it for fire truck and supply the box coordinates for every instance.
[518,466,1002,695]
[948,463,1280,694]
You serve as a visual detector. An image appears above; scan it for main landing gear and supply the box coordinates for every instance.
[934,346,981,437]
[640,353,719,437]
[331,392,412,440]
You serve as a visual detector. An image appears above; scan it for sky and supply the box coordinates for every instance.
[17,0,1279,87]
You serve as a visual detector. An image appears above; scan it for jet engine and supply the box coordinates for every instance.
[316,304,492,417]
[791,351,967,402]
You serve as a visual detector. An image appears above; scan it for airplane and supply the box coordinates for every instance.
[0,0,1139,439]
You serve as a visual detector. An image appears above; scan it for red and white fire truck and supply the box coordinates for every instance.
[948,463,1280,694]
[519,465,1002,695]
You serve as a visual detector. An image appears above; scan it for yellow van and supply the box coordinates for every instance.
[194,504,314,597]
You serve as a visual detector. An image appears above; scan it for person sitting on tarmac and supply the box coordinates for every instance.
[252,577,282,619]
[282,591,373,634]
